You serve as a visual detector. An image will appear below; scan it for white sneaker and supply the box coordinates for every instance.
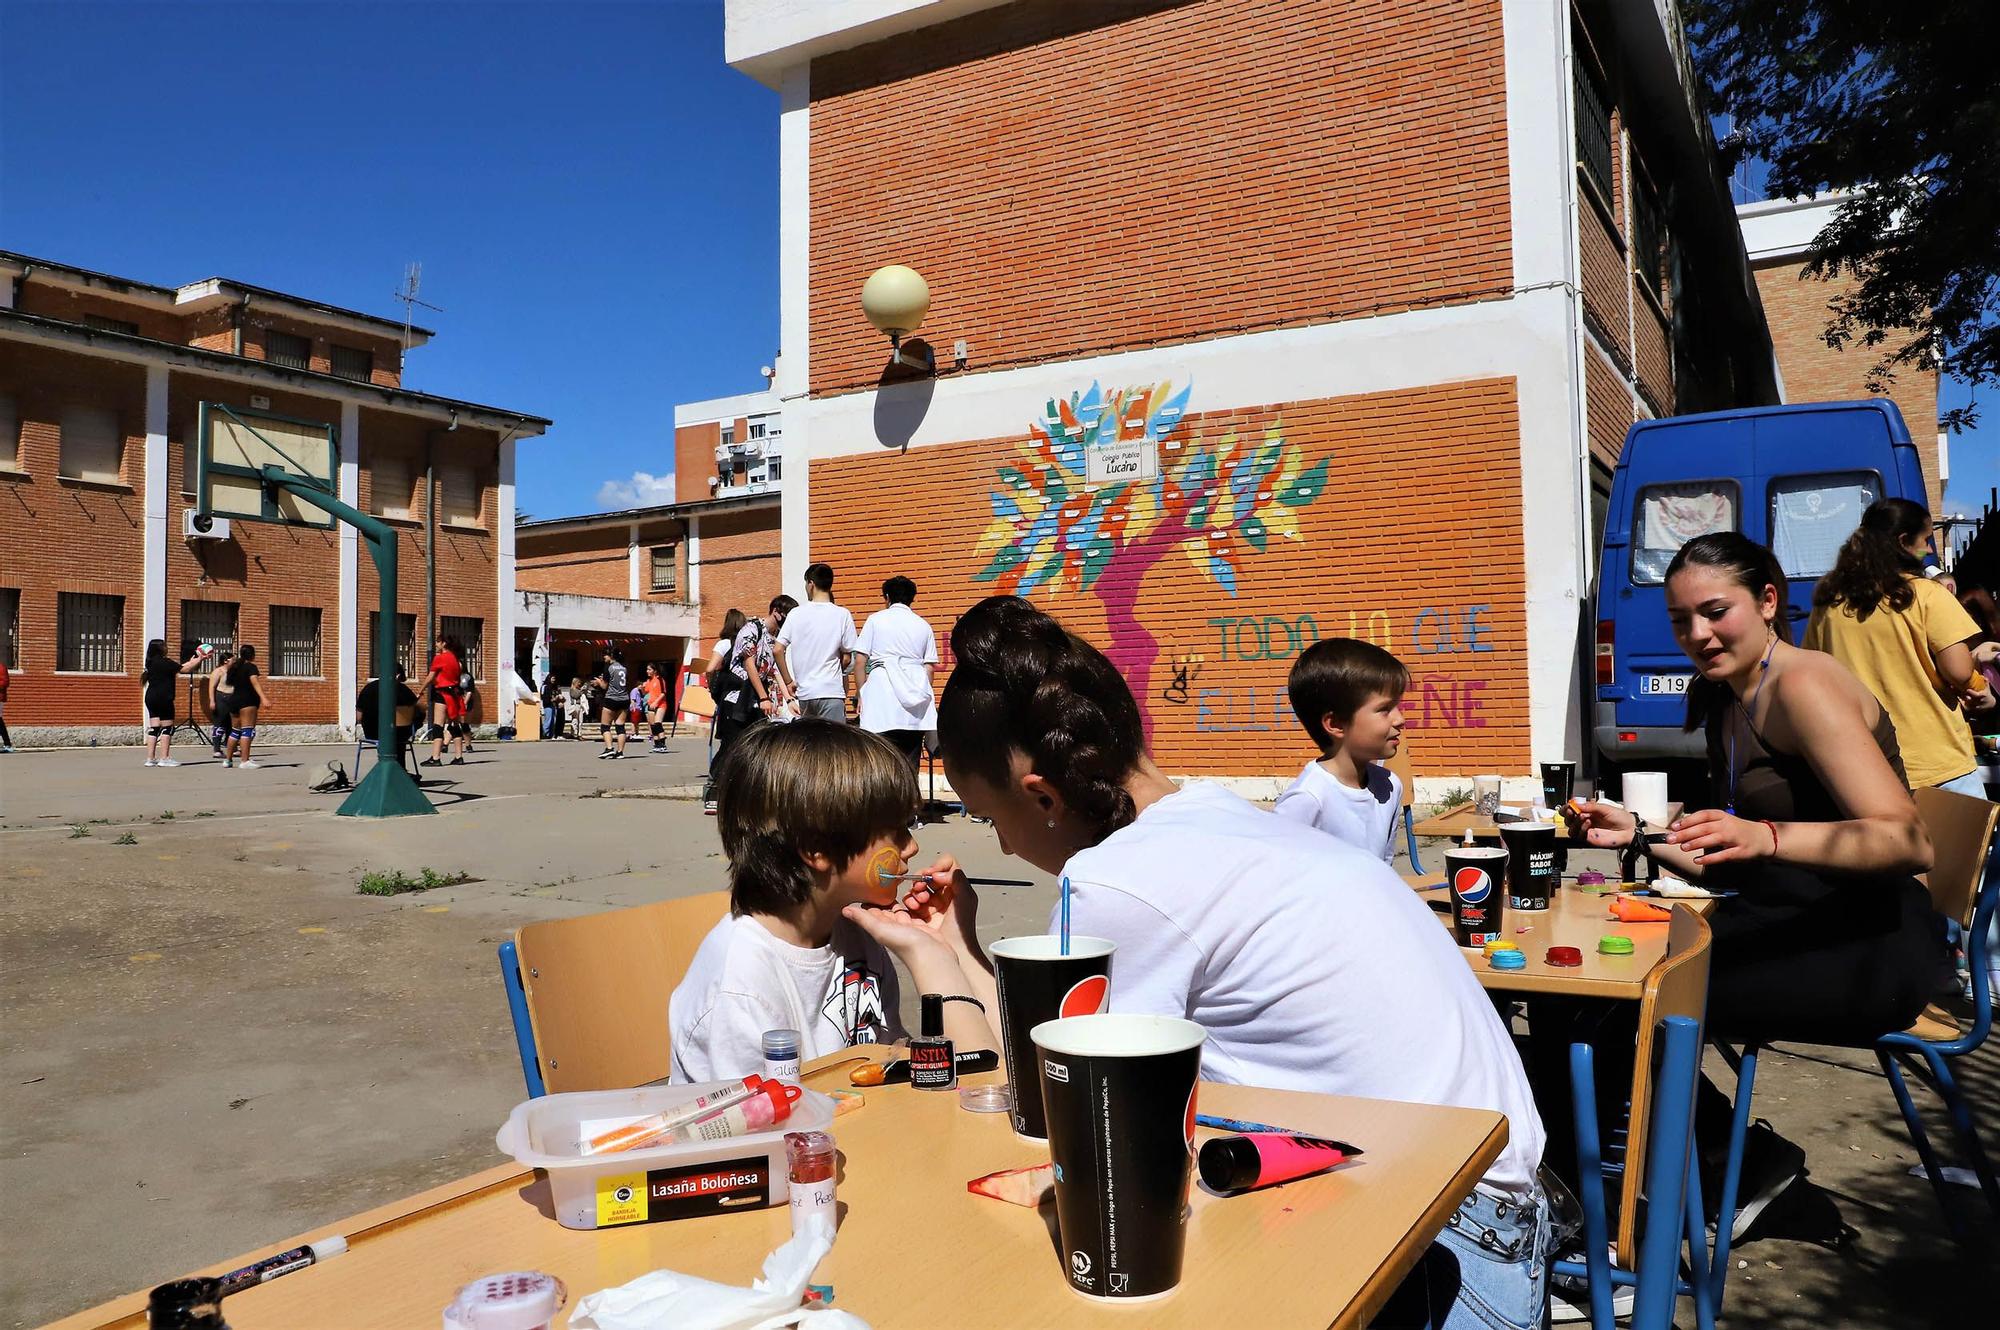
[1550,1285,1634,1322]
[238,759,262,769]
[144,759,156,767]
[156,758,180,768]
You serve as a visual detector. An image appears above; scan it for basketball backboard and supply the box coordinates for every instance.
[195,402,337,529]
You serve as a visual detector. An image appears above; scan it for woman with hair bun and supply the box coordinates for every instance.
[847,593,1553,1328]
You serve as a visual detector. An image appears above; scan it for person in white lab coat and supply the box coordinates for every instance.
[852,576,938,766]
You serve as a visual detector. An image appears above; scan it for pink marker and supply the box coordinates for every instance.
[676,1081,803,1142]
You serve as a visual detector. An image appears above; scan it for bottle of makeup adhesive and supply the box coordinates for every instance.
[762,1028,802,1086]
[909,994,956,1090]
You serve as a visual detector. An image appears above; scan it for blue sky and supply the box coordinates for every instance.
[0,0,777,520]
[1,2,1989,530]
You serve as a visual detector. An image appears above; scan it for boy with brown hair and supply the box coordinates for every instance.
[1274,638,1409,864]
[669,719,991,1081]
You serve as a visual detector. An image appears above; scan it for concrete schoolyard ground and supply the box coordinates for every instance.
[0,741,1992,1327]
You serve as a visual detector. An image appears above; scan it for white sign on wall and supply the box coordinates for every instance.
[1086,439,1158,485]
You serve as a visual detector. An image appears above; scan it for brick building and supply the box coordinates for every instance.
[726,0,1782,789]
[0,252,548,742]
[1737,194,1943,511]
[514,383,782,692]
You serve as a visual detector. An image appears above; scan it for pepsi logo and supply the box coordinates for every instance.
[1452,867,1493,905]
[1060,974,1109,1018]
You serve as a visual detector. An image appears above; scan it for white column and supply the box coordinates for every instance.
[628,523,642,599]
[685,514,702,605]
[337,401,360,732]
[777,62,812,586]
[497,433,518,681]
[141,365,169,647]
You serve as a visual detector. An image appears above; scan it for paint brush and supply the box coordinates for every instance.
[878,871,1037,888]
[1060,875,1072,955]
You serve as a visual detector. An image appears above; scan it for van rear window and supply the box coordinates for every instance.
[1633,480,1738,584]
[1769,471,1878,578]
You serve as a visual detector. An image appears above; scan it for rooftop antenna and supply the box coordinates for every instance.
[393,262,444,378]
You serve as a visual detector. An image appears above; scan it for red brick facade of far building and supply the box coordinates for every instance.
[0,253,548,738]
[738,0,1783,785]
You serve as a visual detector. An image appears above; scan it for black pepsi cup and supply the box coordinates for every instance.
[1032,1014,1205,1301]
[1539,761,1576,876]
[1445,844,1507,947]
[1500,822,1558,911]
[990,935,1115,1142]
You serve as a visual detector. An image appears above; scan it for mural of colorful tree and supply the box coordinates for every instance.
[973,381,1330,736]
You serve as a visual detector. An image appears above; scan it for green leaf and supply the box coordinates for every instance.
[1240,515,1269,551]
[1279,458,1329,507]
[972,545,1027,582]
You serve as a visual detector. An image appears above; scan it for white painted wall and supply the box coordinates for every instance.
[777,62,814,587]
[1736,194,1846,263]
[141,366,169,649]
[726,0,1012,88]
[496,433,518,680]
[338,401,360,732]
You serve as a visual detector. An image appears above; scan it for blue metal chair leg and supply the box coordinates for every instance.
[1404,807,1427,875]
[498,939,545,1098]
[1568,1043,1617,1330]
[1632,1018,1700,1330]
[1705,1043,1759,1305]
[1681,1150,1715,1330]
[1879,1047,1960,1235]
[1929,1048,2000,1220]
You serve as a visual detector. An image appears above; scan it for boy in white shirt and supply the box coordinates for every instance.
[669,719,991,1082]
[775,562,857,723]
[1272,637,1407,864]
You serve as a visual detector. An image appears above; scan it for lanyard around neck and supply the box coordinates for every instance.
[1726,637,1779,815]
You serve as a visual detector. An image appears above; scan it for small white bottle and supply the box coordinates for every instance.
[762,1027,802,1086]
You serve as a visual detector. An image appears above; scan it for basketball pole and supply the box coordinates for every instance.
[256,464,436,817]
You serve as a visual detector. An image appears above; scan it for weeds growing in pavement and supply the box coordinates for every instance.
[68,826,89,839]
[114,832,138,846]
[157,811,176,821]
[357,867,473,897]
[193,811,215,819]
[1435,784,1474,811]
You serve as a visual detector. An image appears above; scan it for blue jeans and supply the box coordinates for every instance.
[1379,1185,1551,1329]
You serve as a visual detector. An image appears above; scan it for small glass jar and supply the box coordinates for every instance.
[785,1130,838,1233]
[762,1028,802,1085]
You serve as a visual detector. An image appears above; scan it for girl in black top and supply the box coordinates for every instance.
[223,645,269,769]
[142,639,205,768]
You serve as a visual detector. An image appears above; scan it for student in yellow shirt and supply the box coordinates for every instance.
[1804,498,1994,797]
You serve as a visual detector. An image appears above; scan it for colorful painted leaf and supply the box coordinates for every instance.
[1279,457,1328,507]
[1240,515,1269,551]
[973,545,1028,582]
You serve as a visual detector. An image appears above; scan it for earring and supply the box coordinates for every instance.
[1046,819,1058,829]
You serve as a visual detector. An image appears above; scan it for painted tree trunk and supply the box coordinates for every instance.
[1089,517,1188,743]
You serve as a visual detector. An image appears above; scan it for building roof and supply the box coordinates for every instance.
[0,307,548,433]
[0,251,434,345]
[518,491,779,535]
[1736,194,1849,265]
[673,385,779,428]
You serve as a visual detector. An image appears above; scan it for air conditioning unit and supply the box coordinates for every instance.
[183,510,232,540]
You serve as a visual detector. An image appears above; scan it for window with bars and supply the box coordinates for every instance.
[0,589,18,669]
[83,313,141,336]
[270,606,322,677]
[1632,174,1668,303]
[650,545,678,594]
[331,345,373,382]
[266,330,311,369]
[58,593,125,673]
[441,463,481,526]
[0,394,18,471]
[442,616,484,680]
[181,600,239,657]
[59,403,123,482]
[1573,58,1615,210]
[368,611,418,676]
[372,454,411,518]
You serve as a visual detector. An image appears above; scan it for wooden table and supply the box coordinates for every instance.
[1410,802,1682,843]
[50,1050,1507,1330]
[1401,874,1704,999]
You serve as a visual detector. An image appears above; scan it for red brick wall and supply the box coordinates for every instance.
[244,314,403,388]
[516,520,690,602]
[1585,343,1635,468]
[15,286,184,344]
[1752,262,1941,510]
[811,378,1529,776]
[807,0,1511,395]
[676,421,722,504]
[0,345,147,725]
[694,508,782,643]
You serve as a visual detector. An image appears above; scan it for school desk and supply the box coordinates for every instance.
[1402,873,1711,999]
[48,1049,1507,1330]
[1410,802,1683,844]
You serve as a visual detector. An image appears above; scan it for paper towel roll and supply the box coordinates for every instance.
[1625,771,1670,825]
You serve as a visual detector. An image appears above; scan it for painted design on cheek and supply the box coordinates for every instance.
[867,845,903,884]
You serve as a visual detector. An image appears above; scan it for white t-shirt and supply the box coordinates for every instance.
[776,601,857,701]
[669,912,904,1083]
[710,636,737,704]
[1057,782,1543,1198]
[855,604,939,732]
[1272,759,1402,865]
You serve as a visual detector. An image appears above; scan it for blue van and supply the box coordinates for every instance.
[1594,399,1929,770]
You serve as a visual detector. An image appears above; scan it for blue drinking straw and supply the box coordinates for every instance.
[1060,875,1072,956]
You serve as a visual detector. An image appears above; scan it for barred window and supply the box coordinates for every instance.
[58,593,124,673]
[331,345,373,382]
[0,393,17,471]
[0,589,18,668]
[271,606,322,677]
[1632,174,1668,302]
[1574,58,1615,209]
[59,403,123,482]
[181,600,238,657]
[650,545,678,594]
[83,314,141,336]
[266,330,311,370]
[368,611,418,676]
[442,615,484,680]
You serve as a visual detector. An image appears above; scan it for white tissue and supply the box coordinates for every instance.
[568,1214,869,1330]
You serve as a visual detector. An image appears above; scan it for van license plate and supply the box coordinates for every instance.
[1640,674,1691,696]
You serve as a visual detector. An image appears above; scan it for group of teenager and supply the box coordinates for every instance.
[351,633,479,768]
[661,498,1993,1328]
[136,638,267,768]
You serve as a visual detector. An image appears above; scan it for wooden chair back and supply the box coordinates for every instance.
[1616,904,1712,1267]
[679,683,717,721]
[1385,743,1416,811]
[514,891,730,1094]
[1912,786,2000,927]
